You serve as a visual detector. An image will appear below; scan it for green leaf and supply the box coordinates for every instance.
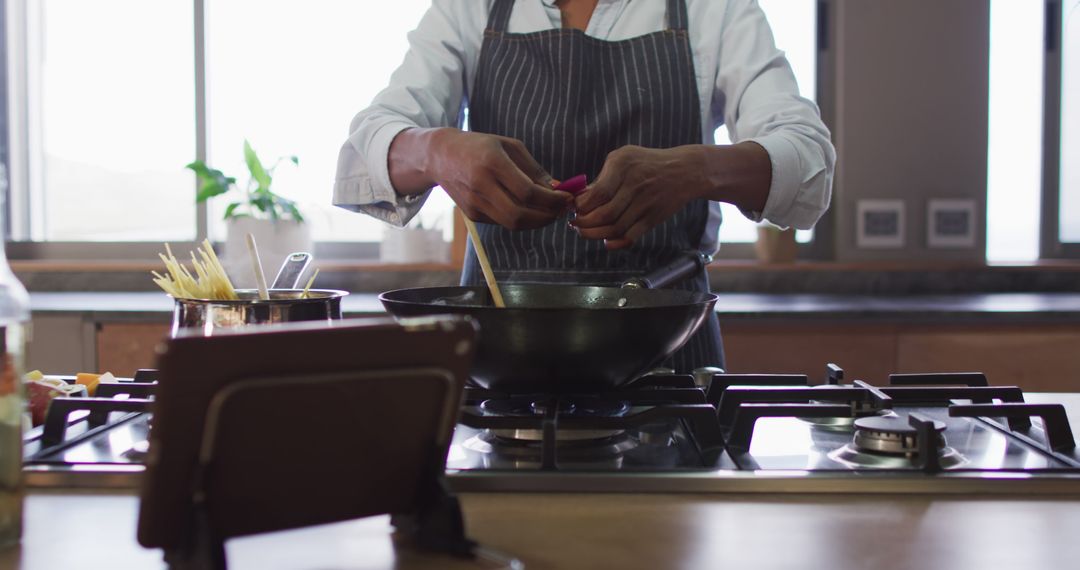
[273,196,304,224]
[185,160,209,175]
[243,140,273,192]
[285,202,305,223]
[190,161,236,202]
[223,202,244,219]
[191,142,305,223]
[250,194,273,214]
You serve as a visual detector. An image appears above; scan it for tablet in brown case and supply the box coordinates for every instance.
[136,315,476,551]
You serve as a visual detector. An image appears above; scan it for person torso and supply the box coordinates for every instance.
[465,0,706,285]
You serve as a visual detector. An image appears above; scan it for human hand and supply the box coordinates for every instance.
[428,129,572,229]
[571,145,704,250]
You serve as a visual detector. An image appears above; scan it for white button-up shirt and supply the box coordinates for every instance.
[333,0,835,255]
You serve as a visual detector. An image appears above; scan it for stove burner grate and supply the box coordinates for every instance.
[479,396,631,419]
[478,396,633,442]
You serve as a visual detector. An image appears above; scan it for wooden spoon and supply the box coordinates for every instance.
[245,233,270,300]
[461,217,506,308]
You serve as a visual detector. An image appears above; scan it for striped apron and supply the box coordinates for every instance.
[463,0,725,372]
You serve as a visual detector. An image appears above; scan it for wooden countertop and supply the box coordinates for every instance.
[4,490,1080,569]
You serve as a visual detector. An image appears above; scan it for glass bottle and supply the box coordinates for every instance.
[0,163,30,549]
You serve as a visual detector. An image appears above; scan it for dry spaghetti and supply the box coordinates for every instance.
[151,239,238,300]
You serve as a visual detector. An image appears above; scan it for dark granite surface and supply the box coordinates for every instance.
[28,291,1080,324]
[16,263,1080,296]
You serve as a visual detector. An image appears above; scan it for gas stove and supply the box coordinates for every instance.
[23,365,1080,494]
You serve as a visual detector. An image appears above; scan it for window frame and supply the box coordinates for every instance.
[1042,0,1079,258]
[3,0,833,263]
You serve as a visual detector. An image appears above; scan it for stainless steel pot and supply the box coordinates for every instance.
[171,289,348,337]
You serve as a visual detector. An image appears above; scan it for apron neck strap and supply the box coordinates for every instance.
[666,0,689,32]
[486,0,516,33]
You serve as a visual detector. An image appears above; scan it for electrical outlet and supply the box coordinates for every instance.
[927,199,977,248]
[856,199,905,248]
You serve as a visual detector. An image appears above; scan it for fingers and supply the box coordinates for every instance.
[573,164,620,214]
[574,146,640,214]
[492,137,571,212]
[455,175,563,230]
[573,190,666,248]
[572,200,651,242]
[498,137,555,187]
[603,237,635,250]
[572,150,645,238]
[491,159,574,214]
[594,218,652,251]
[572,188,633,230]
[444,135,571,230]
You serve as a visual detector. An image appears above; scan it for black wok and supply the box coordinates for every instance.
[379,251,717,394]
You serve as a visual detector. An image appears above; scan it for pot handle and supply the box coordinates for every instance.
[621,250,711,290]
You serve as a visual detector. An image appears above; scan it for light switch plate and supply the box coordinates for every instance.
[927,199,977,248]
[856,199,905,248]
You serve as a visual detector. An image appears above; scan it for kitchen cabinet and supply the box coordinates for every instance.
[86,320,1080,392]
[27,317,169,377]
[720,323,898,381]
[96,322,170,377]
[719,322,1080,391]
[25,314,97,374]
[895,325,1080,392]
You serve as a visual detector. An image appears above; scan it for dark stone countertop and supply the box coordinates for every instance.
[27,291,1080,325]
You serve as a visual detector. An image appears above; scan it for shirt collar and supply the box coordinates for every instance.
[540,0,630,6]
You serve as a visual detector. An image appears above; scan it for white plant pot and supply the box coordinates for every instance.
[380,227,449,264]
[222,218,312,288]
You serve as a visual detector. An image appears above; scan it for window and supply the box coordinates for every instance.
[1059,0,1080,243]
[716,0,818,246]
[986,0,1044,262]
[3,0,443,253]
[204,0,447,244]
[4,0,822,259]
[9,0,195,242]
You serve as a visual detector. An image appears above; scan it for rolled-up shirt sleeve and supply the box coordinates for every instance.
[333,0,477,227]
[714,0,836,230]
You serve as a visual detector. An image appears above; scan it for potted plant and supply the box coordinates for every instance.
[186,140,311,286]
[380,215,450,264]
[754,224,797,264]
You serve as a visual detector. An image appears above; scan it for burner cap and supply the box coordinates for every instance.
[852,414,945,455]
[854,414,945,434]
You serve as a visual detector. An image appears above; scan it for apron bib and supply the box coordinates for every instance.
[464,0,725,372]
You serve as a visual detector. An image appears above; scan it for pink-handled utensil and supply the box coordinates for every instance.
[553,174,588,195]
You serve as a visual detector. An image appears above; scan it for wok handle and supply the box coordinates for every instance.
[621,250,711,290]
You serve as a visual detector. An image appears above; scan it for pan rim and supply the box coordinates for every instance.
[172,289,350,304]
[379,285,718,311]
